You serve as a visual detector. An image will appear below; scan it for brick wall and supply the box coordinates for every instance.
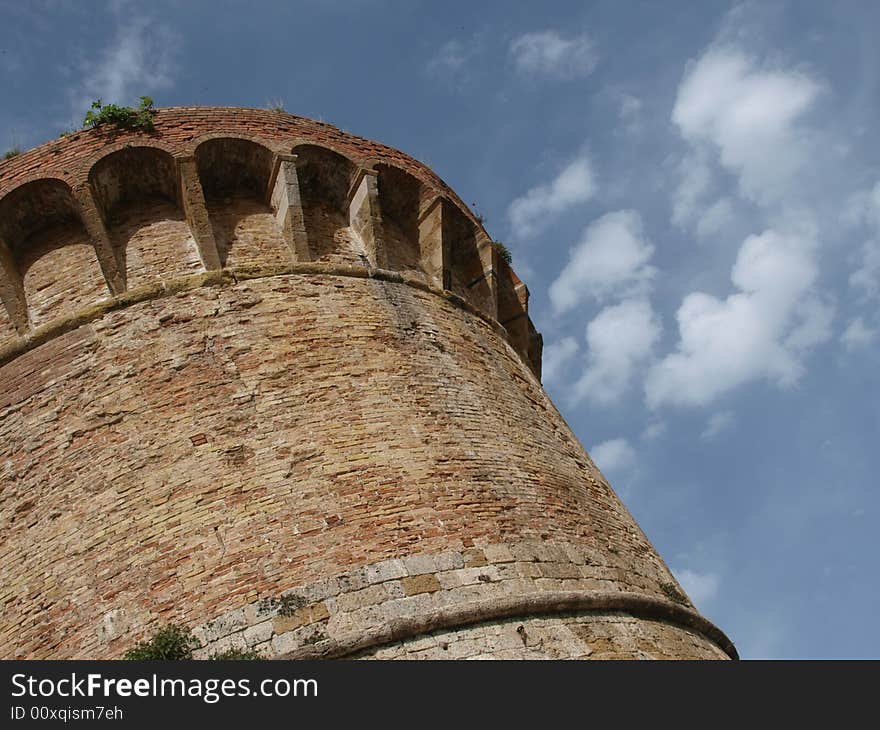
[0,272,732,659]
[0,108,734,659]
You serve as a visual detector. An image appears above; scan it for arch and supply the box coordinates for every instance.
[0,177,79,245]
[88,146,201,289]
[187,131,282,160]
[195,137,275,201]
[497,262,531,360]
[375,164,424,274]
[444,204,494,317]
[88,146,179,218]
[0,179,109,326]
[292,144,364,265]
[195,137,289,268]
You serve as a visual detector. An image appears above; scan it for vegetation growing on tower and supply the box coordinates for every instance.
[83,96,157,133]
[122,623,261,660]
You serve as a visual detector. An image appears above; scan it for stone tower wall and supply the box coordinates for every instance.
[0,109,734,659]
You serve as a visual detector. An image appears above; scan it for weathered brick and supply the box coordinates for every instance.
[400,574,441,596]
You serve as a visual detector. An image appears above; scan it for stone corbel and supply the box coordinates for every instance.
[177,156,222,270]
[0,235,28,333]
[72,183,126,295]
[348,168,386,268]
[269,154,310,262]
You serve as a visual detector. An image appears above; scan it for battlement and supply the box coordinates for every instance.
[0,107,541,376]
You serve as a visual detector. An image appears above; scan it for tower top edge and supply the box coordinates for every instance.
[0,106,488,236]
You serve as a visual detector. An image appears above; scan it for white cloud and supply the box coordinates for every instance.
[509,30,597,79]
[844,183,880,301]
[674,568,720,607]
[70,9,178,121]
[508,155,596,240]
[617,92,643,129]
[541,336,579,385]
[426,36,483,87]
[672,46,821,204]
[843,182,880,232]
[642,420,666,441]
[573,298,661,405]
[841,317,877,351]
[696,198,736,240]
[589,438,636,477]
[850,239,880,300]
[646,229,832,408]
[549,210,655,314]
[671,151,714,227]
[701,411,735,440]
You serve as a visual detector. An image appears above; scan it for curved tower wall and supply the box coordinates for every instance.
[0,108,734,659]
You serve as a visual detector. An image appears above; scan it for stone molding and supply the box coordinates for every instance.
[0,265,538,377]
[180,544,736,661]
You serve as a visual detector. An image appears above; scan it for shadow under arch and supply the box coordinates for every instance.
[292,143,365,266]
[88,146,202,288]
[0,178,109,327]
[374,163,426,275]
[195,137,289,267]
[443,202,494,317]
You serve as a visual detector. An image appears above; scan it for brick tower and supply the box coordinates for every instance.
[0,108,735,659]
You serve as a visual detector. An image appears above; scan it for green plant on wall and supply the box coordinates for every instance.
[83,96,157,133]
[3,147,21,160]
[122,623,261,660]
[492,240,513,264]
[122,624,198,660]
[209,648,262,660]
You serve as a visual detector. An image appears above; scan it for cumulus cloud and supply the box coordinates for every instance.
[672,46,821,204]
[541,336,579,385]
[843,182,880,231]
[674,568,720,607]
[426,35,485,88]
[616,92,643,130]
[671,151,714,228]
[701,411,735,440]
[672,150,735,237]
[646,229,833,408]
[573,298,661,405]
[509,30,597,79]
[70,8,179,121]
[549,210,655,314]
[850,239,880,300]
[588,438,636,477]
[507,155,596,240]
[695,198,736,240]
[841,318,877,351]
[641,420,666,441]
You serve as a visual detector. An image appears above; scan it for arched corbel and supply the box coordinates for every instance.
[269,154,310,262]
[348,168,386,268]
[72,183,126,295]
[417,195,451,290]
[177,155,222,271]
[474,230,499,321]
[0,235,28,333]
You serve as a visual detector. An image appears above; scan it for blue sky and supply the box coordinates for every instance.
[2,0,878,659]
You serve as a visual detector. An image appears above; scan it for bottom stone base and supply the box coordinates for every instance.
[352,611,730,660]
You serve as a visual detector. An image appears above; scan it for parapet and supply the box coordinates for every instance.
[0,107,541,376]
